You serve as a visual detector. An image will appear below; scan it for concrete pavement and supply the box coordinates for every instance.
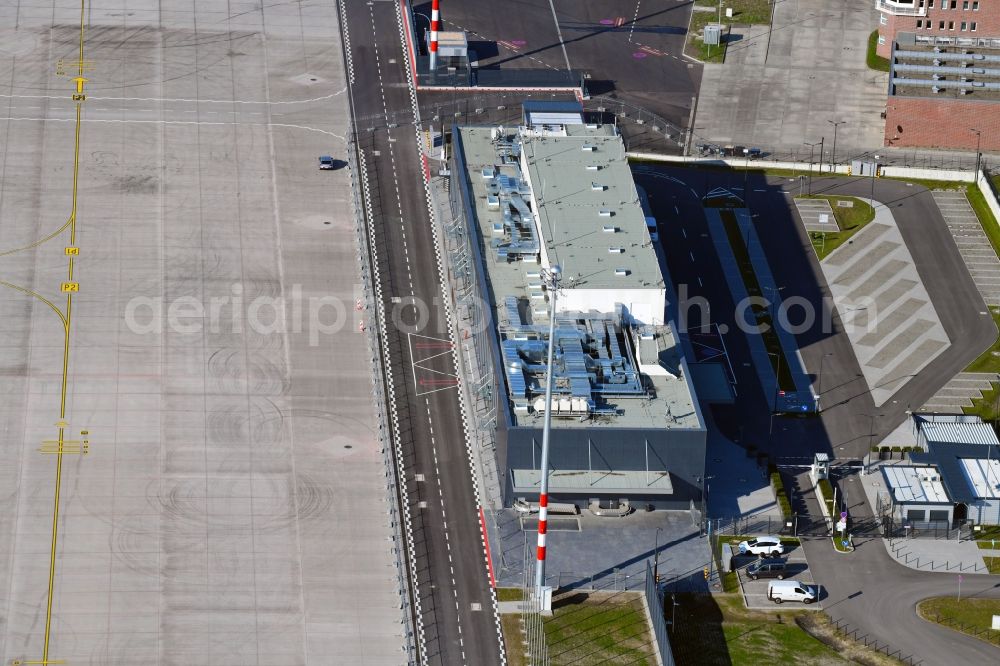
[0,3,405,665]
[818,202,950,407]
[693,0,888,154]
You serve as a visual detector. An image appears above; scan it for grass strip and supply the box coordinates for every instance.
[917,597,1000,647]
[866,30,890,72]
[719,209,796,391]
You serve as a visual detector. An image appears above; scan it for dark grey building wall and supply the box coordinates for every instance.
[501,425,707,510]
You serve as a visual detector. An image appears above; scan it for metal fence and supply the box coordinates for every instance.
[644,560,676,666]
[823,617,918,665]
[436,133,506,509]
[930,613,1000,646]
[520,539,551,666]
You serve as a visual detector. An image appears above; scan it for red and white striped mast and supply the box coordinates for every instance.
[429,0,440,73]
[534,265,560,609]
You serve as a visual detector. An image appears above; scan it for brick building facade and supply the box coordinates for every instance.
[878,0,1000,150]
[884,97,1000,150]
[877,0,1000,58]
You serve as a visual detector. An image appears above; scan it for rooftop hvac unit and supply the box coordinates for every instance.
[932,74,941,80]
[598,209,613,217]
[581,144,596,152]
[932,85,941,93]
[608,247,624,254]
[974,54,985,60]
[614,268,630,277]
[933,59,942,66]
[960,88,970,95]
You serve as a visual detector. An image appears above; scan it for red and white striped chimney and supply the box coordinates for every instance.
[429,0,440,72]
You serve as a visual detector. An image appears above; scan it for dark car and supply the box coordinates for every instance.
[746,558,787,580]
[318,155,335,170]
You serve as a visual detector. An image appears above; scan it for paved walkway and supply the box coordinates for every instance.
[921,371,996,414]
[819,202,950,406]
[692,0,887,154]
[933,190,1000,305]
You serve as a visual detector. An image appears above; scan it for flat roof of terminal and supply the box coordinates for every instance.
[519,126,663,290]
[881,465,951,504]
[455,125,700,431]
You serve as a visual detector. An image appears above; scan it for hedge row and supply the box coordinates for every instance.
[769,464,792,519]
[818,478,835,514]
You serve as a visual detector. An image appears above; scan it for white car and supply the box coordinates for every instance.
[737,536,784,556]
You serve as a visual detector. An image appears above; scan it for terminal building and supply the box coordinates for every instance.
[876,0,1000,150]
[451,104,707,511]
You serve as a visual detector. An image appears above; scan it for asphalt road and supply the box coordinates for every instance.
[425,0,700,134]
[636,166,996,466]
[637,163,1000,663]
[802,488,1000,665]
[341,2,502,664]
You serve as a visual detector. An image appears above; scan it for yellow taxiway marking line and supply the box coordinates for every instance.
[36,2,87,664]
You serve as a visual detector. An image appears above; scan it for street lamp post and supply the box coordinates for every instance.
[828,120,846,172]
[971,128,982,179]
[804,141,820,195]
[817,352,834,411]
[743,147,751,205]
[534,265,561,607]
[869,154,880,208]
[654,527,663,582]
[768,351,782,420]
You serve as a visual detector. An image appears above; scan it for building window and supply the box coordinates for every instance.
[906,509,926,522]
[917,19,923,27]
[963,0,969,8]
[971,21,977,30]
[929,510,950,522]
[929,0,934,7]
[961,21,966,30]
[948,20,954,28]
[881,14,889,24]
[973,1,979,9]
[951,0,957,8]
[940,20,946,28]
[878,35,886,45]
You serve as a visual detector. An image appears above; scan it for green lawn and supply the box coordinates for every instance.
[984,557,1000,574]
[866,30,890,72]
[976,540,1000,549]
[917,597,1000,646]
[972,525,1000,540]
[685,12,729,63]
[496,587,524,602]
[963,308,1000,373]
[501,614,528,666]
[798,195,875,261]
[693,0,775,24]
[545,592,658,666]
[963,381,1000,422]
[719,209,797,391]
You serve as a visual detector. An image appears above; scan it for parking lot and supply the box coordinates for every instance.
[727,540,825,610]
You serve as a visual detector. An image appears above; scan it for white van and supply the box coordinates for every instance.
[767,580,817,604]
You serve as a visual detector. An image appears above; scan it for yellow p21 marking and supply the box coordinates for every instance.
[64,247,79,256]
[60,282,79,293]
